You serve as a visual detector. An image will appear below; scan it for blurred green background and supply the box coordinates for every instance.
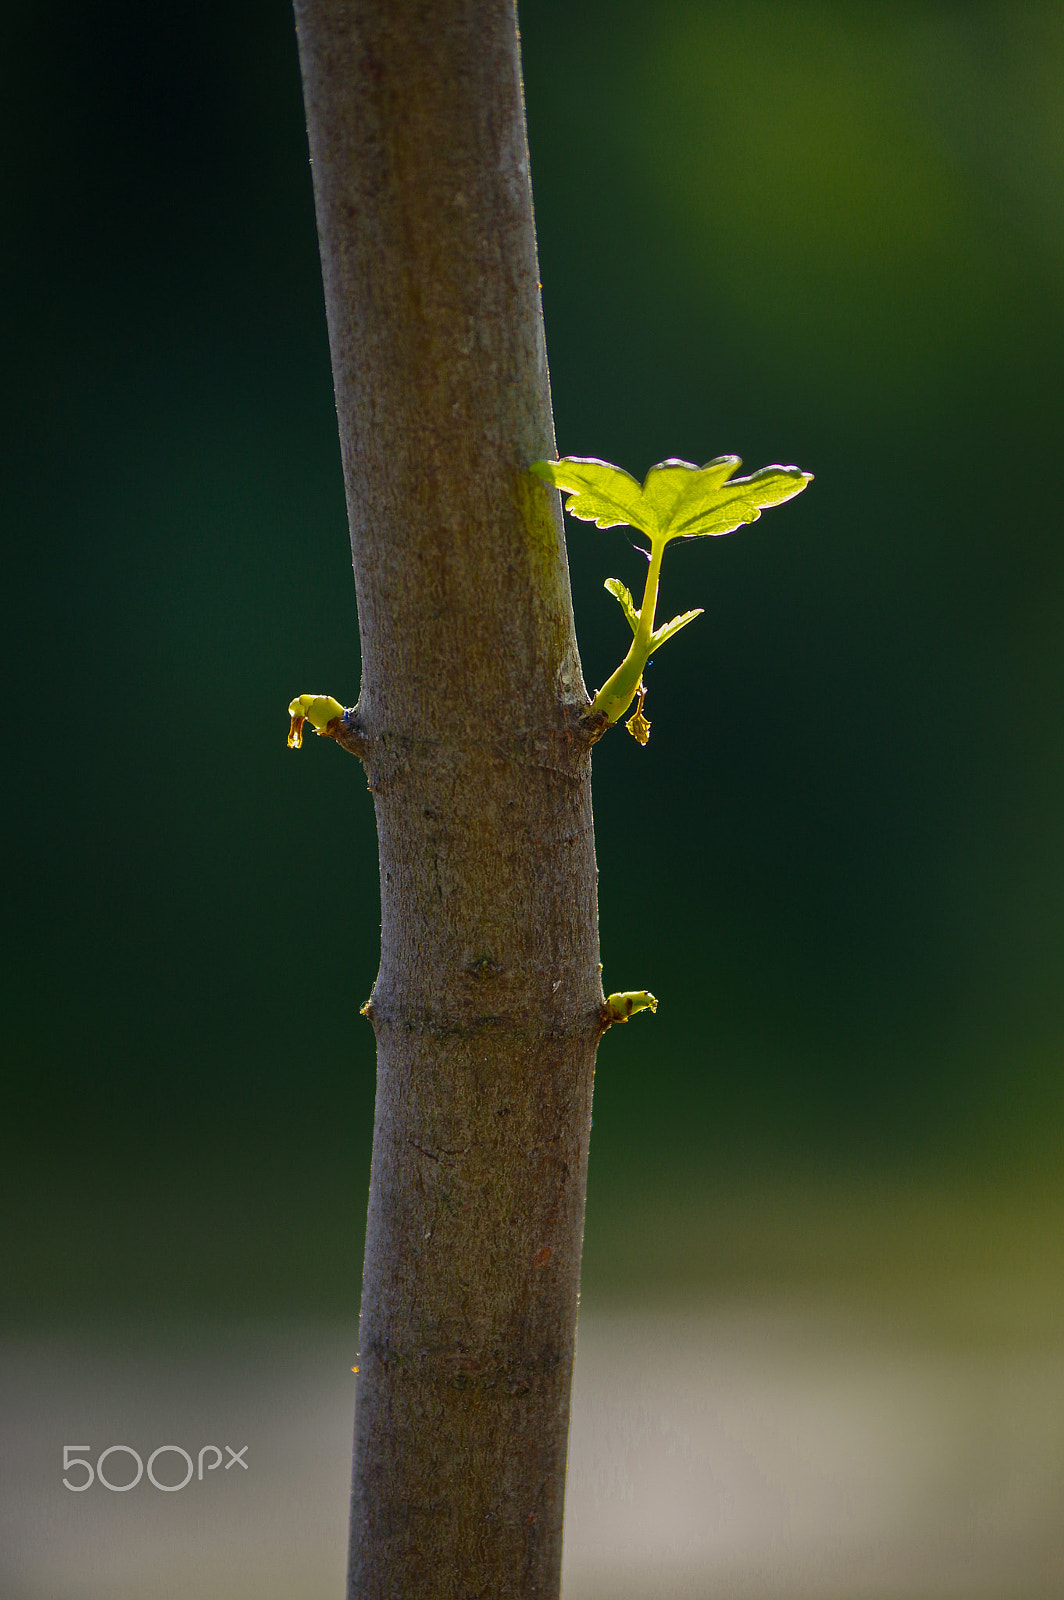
[5,0,1064,1324]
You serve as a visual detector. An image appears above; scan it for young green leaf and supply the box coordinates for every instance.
[651,607,704,649]
[530,456,649,531]
[604,577,640,635]
[531,455,812,544]
[529,450,812,739]
[648,460,813,541]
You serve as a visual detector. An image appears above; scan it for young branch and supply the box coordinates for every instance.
[292,3,603,1595]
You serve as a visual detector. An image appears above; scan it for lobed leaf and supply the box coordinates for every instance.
[530,457,654,532]
[651,607,704,649]
[531,455,812,544]
[640,455,741,535]
[604,577,640,634]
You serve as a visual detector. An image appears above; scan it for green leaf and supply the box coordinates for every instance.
[531,455,813,544]
[604,577,640,634]
[650,608,704,649]
[638,457,815,540]
[530,456,652,532]
[639,455,742,536]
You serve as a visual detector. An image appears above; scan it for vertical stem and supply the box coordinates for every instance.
[636,538,665,646]
[291,4,604,1597]
[589,540,665,724]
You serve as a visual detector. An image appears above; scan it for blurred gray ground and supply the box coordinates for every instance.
[5,1287,1063,1600]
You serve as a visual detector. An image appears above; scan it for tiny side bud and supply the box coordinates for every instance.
[602,990,658,1027]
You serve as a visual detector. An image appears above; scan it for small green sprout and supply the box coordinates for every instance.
[287,693,346,749]
[602,990,658,1026]
[530,454,812,740]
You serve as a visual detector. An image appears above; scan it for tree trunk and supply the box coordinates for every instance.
[291,2,604,1595]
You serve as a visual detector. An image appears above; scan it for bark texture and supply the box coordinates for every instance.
[292,3,604,1595]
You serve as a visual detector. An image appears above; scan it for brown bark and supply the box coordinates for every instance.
[291,2,604,1595]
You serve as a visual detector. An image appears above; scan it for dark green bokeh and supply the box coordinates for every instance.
[5,0,1064,1319]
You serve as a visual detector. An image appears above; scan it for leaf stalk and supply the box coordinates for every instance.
[589,537,664,725]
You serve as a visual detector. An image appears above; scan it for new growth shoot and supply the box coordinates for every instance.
[287,693,345,748]
[530,454,812,742]
[288,452,810,1031]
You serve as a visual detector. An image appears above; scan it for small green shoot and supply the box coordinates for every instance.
[530,455,812,740]
[602,990,658,1026]
[288,693,346,748]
